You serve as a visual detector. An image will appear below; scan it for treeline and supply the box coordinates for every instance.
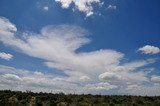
[0,90,160,106]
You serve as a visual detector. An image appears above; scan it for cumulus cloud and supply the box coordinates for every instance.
[99,72,122,81]
[0,65,116,94]
[0,16,159,95]
[0,52,13,60]
[98,61,152,84]
[1,64,159,95]
[55,0,103,17]
[138,45,160,54]
[0,65,76,93]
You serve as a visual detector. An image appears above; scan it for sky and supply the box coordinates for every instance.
[0,0,160,95]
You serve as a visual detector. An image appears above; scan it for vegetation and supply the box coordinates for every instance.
[0,90,160,106]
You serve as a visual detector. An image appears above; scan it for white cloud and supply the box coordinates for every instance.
[122,59,156,72]
[80,76,91,82]
[0,65,74,93]
[0,65,116,94]
[107,5,116,10]
[138,45,160,54]
[85,82,117,91]
[99,59,155,83]
[0,17,17,32]
[99,72,122,81]
[3,74,22,81]
[0,52,13,60]
[43,6,49,11]
[98,61,151,84]
[0,17,123,77]
[34,71,44,76]
[0,17,159,95]
[151,76,160,83]
[55,0,103,17]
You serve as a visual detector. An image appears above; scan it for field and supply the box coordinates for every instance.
[0,90,160,106]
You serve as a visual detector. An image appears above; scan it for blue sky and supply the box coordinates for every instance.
[0,0,160,95]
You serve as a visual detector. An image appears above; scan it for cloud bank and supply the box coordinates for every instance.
[0,16,160,95]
